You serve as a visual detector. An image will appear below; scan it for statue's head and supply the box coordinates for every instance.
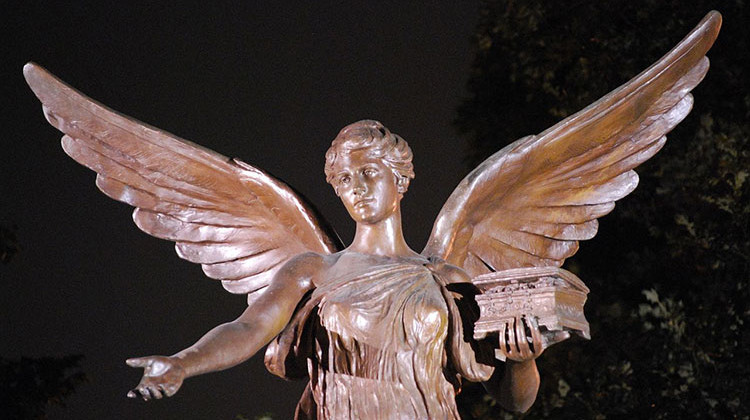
[325,120,414,195]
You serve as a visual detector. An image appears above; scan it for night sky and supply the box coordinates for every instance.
[1,2,481,418]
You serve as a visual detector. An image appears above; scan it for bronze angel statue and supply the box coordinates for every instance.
[24,11,720,418]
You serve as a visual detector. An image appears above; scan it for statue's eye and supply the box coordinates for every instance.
[339,175,351,185]
[364,168,377,177]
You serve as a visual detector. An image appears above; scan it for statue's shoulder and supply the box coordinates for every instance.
[423,256,472,286]
[276,252,337,289]
[304,251,354,288]
[293,250,339,266]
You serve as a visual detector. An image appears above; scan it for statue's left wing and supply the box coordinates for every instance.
[422,11,721,278]
[25,63,341,303]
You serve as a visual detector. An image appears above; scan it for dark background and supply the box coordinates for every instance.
[3,1,747,419]
[1,2,480,419]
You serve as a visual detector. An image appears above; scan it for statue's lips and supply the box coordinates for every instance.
[354,198,375,208]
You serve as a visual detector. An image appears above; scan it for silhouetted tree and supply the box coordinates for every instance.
[0,356,86,419]
[1,223,87,418]
[456,1,748,418]
[1,223,20,264]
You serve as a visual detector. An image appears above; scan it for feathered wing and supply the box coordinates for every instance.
[423,11,721,278]
[25,63,342,303]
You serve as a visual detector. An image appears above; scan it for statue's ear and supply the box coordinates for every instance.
[397,176,409,194]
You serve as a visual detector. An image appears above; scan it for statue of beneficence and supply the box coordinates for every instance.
[24,11,721,418]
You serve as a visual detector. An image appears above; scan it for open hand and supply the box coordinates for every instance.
[497,316,570,362]
[126,355,186,401]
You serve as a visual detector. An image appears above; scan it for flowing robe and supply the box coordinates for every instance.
[265,255,494,419]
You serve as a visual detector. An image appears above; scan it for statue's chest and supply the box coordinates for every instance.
[315,263,449,350]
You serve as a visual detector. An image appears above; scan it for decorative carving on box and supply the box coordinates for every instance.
[473,267,590,342]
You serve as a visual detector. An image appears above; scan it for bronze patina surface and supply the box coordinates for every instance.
[24,11,720,418]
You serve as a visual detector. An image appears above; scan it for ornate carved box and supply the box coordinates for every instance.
[473,266,590,341]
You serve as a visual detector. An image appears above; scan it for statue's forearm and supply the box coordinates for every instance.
[171,302,294,378]
[169,321,267,378]
[484,359,540,413]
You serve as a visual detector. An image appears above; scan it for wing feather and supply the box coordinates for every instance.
[63,135,236,209]
[26,64,341,300]
[97,176,253,227]
[204,250,292,280]
[423,12,720,277]
[510,203,616,225]
[487,230,579,261]
[132,210,265,242]
[516,220,599,241]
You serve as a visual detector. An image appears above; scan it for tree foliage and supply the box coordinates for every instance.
[1,225,86,418]
[1,223,20,264]
[0,356,86,419]
[456,1,749,418]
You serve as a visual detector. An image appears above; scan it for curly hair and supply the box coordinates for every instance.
[325,120,415,193]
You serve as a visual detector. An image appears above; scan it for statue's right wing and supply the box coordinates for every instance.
[25,63,342,303]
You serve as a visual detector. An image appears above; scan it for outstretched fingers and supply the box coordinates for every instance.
[127,385,164,401]
[127,379,171,401]
[125,355,185,401]
[125,357,150,368]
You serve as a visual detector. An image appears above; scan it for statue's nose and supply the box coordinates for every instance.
[352,175,368,195]
[353,184,366,195]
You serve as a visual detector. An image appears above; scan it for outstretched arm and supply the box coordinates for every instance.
[126,252,324,400]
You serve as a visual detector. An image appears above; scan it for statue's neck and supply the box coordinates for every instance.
[348,208,416,257]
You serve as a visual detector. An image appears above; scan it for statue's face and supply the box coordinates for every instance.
[332,149,401,225]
